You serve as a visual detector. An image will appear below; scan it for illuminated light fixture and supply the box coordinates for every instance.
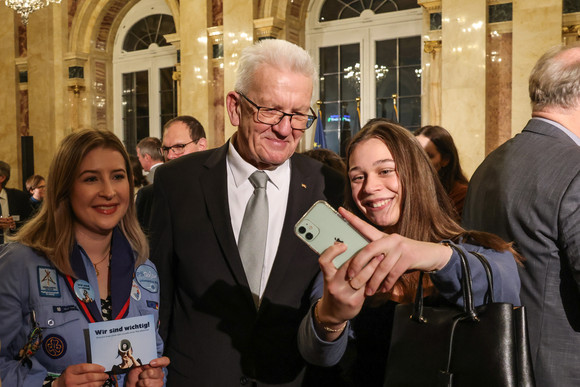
[5,0,62,25]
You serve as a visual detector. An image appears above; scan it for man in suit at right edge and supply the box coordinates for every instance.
[463,43,580,386]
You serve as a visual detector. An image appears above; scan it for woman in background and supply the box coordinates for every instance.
[414,125,468,218]
[0,129,168,386]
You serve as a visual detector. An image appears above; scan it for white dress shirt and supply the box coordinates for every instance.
[226,142,290,299]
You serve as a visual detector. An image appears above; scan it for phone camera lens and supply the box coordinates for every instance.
[298,226,306,234]
[305,232,313,240]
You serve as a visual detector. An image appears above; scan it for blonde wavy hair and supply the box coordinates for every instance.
[15,129,148,277]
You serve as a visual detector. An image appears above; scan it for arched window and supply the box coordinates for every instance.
[113,0,177,153]
[320,0,419,21]
[307,0,422,155]
[122,14,175,52]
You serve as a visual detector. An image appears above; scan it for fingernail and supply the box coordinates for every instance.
[365,287,374,296]
[347,270,354,280]
[376,253,385,261]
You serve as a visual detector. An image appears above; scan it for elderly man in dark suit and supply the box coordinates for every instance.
[0,161,32,244]
[149,39,344,386]
[463,43,580,386]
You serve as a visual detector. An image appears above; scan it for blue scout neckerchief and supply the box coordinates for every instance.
[64,227,134,323]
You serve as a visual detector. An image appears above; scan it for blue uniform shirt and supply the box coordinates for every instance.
[0,232,164,386]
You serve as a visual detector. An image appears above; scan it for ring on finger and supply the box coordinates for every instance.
[348,280,361,291]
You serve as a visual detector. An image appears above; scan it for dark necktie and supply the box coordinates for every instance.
[238,171,269,307]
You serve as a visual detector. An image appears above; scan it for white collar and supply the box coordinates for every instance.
[226,141,289,190]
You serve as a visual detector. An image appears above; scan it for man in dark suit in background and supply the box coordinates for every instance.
[136,116,206,234]
[463,43,580,386]
[150,39,344,385]
[0,161,32,244]
[136,136,164,184]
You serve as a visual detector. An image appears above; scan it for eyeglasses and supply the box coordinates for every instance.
[237,92,317,131]
[159,140,199,156]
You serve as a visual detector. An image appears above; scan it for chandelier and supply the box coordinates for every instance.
[5,0,62,25]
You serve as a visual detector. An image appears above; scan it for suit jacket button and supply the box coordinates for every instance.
[240,376,249,385]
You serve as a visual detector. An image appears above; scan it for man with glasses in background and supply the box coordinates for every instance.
[136,115,207,234]
[149,39,344,386]
[160,115,207,160]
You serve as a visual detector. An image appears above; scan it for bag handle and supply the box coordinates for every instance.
[412,243,478,322]
[469,251,494,304]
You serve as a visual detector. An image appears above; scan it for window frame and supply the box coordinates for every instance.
[306,1,422,149]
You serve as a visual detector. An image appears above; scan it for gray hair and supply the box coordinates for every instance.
[0,161,10,188]
[529,43,580,111]
[234,39,317,94]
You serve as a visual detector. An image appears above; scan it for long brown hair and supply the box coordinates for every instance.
[414,125,468,195]
[15,129,149,277]
[345,120,522,301]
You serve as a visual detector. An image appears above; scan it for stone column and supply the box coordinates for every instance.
[511,0,562,136]
[441,0,487,177]
[223,0,254,141]
[0,7,21,188]
[179,0,212,145]
[27,3,67,180]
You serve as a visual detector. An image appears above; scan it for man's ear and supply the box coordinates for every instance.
[197,137,208,150]
[226,91,241,126]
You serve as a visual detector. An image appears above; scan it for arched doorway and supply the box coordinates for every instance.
[112,0,177,152]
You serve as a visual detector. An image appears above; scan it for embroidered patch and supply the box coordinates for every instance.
[131,281,141,301]
[53,305,78,313]
[42,334,67,359]
[135,265,159,293]
[37,266,60,298]
[146,300,159,310]
[73,280,95,303]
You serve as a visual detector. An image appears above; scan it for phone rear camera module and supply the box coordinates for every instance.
[305,232,313,240]
[298,226,306,234]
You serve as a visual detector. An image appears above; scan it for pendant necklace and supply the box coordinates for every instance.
[93,250,111,276]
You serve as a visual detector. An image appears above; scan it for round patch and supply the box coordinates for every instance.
[42,334,67,359]
[74,280,95,303]
[131,281,141,301]
[135,265,159,293]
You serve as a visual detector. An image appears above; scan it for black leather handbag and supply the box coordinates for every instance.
[384,244,535,387]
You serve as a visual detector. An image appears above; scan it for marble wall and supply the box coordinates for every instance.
[179,0,212,144]
[0,7,22,189]
[223,0,254,140]
[486,28,512,155]
[511,0,562,136]
[441,0,486,176]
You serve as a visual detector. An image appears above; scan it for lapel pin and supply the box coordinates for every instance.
[301,183,307,189]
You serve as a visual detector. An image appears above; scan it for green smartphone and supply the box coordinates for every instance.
[295,200,369,268]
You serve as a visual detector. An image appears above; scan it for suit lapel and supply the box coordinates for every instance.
[200,143,250,293]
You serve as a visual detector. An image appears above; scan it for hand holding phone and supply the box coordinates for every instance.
[295,201,368,268]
